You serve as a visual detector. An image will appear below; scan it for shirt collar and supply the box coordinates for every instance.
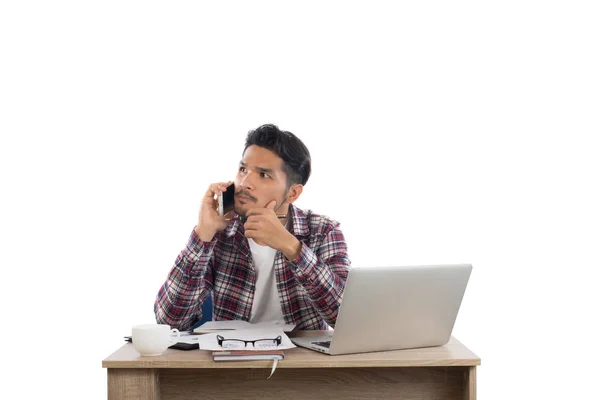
[287,203,309,238]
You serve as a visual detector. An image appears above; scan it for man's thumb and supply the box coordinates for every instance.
[266,200,277,210]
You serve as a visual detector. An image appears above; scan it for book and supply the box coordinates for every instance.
[212,350,285,361]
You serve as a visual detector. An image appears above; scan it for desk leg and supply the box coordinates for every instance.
[464,366,477,400]
[107,369,160,400]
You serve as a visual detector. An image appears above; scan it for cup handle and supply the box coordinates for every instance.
[169,328,180,346]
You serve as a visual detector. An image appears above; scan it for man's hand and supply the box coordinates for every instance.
[195,181,234,242]
[244,201,301,260]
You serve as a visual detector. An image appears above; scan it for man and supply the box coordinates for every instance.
[154,124,351,330]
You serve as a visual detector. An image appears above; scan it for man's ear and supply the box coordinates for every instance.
[285,184,303,204]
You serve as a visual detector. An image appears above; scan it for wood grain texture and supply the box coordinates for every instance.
[103,334,480,400]
[160,367,470,400]
[464,366,477,400]
[102,334,480,369]
[107,369,159,400]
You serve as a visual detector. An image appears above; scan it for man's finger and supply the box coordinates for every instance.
[246,201,277,216]
[206,184,221,198]
[219,181,234,192]
[206,181,233,198]
[245,230,266,246]
[243,221,260,231]
[243,214,262,223]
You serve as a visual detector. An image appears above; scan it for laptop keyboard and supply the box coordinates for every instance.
[311,341,331,348]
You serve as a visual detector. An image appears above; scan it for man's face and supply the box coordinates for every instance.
[233,145,289,217]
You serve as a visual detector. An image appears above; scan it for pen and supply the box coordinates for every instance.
[226,215,287,222]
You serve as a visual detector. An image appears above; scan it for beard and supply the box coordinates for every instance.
[234,191,288,217]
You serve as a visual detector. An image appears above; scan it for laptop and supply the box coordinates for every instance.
[291,264,472,355]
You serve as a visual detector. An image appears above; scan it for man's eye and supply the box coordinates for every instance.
[260,173,271,178]
[239,167,247,173]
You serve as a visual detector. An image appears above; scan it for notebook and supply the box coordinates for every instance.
[291,264,472,355]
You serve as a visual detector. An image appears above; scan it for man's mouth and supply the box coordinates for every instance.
[236,193,256,202]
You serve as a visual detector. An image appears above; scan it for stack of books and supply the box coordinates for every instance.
[212,349,285,362]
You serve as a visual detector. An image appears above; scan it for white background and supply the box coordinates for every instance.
[1,1,599,399]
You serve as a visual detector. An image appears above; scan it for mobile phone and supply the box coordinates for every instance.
[218,184,235,216]
[169,342,200,351]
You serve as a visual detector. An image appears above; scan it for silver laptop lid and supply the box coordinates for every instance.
[329,264,472,355]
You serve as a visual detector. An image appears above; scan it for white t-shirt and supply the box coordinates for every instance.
[247,238,286,324]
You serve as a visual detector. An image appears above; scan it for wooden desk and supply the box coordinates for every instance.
[102,331,480,400]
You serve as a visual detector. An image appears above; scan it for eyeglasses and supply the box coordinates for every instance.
[216,334,282,349]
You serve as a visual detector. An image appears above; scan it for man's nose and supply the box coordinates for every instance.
[239,172,256,190]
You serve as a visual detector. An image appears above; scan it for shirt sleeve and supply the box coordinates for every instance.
[154,228,216,331]
[286,223,351,327]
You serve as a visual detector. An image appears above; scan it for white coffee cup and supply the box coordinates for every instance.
[132,324,180,356]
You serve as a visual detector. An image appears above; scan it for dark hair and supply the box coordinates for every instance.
[244,124,311,187]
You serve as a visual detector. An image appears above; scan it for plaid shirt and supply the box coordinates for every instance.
[154,204,351,331]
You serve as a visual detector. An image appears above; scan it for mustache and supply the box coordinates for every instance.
[235,190,257,202]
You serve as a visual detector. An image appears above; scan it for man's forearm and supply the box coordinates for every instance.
[286,230,351,326]
[155,229,215,330]
[281,234,302,260]
[194,225,216,242]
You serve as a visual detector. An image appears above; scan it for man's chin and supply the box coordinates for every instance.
[233,206,247,217]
